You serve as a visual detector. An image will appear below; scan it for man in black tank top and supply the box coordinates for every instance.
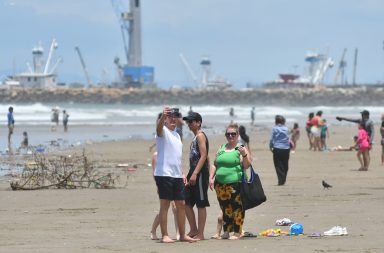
[183,112,210,240]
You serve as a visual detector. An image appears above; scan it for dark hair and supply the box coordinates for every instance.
[239,125,249,144]
[316,110,323,116]
[308,112,314,118]
[275,115,285,125]
[382,121,384,128]
[293,122,299,129]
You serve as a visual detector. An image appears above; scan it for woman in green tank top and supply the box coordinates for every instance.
[209,123,251,240]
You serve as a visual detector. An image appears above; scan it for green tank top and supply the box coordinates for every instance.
[215,144,244,184]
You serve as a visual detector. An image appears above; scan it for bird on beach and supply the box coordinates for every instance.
[322,180,332,189]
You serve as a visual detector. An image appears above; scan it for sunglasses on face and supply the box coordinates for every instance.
[225,132,237,137]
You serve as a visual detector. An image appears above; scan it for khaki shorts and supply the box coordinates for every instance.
[8,125,14,134]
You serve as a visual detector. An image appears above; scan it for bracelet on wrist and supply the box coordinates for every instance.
[242,154,247,158]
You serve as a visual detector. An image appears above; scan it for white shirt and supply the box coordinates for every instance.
[154,126,183,178]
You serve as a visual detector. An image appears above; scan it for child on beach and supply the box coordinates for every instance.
[355,122,370,171]
[320,119,330,151]
[20,131,28,149]
[290,123,300,152]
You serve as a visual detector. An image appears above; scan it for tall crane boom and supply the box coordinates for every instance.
[333,48,347,85]
[75,46,92,86]
[179,53,199,86]
[110,0,141,67]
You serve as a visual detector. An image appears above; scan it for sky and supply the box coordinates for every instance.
[0,0,384,89]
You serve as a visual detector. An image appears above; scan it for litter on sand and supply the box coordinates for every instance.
[323,226,348,236]
[275,218,293,226]
[259,228,289,237]
[242,232,257,238]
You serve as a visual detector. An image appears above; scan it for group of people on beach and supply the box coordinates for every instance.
[304,111,330,152]
[150,106,293,243]
[50,107,70,132]
[150,106,254,242]
[5,106,69,154]
[303,109,381,171]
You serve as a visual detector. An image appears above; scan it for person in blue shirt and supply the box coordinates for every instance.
[7,106,15,150]
[269,115,290,186]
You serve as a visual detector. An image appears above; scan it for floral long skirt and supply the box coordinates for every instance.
[214,182,244,234]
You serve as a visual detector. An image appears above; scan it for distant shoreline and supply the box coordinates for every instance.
[1,85,384,106]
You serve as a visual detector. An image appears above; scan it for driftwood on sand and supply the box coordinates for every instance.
[10,150,118,190]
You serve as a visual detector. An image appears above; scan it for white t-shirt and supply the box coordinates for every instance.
[154,126,183,178]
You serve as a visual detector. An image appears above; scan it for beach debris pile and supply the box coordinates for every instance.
[10,150,118,190]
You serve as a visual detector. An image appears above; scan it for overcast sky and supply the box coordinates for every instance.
[1,0,383,88]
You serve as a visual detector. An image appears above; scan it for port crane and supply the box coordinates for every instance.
[179,53,199,87]
[110,0,154,87]
[333,48,347,85]
[75,46,92,86]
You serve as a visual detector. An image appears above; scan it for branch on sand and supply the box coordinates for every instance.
[10,149,118,190]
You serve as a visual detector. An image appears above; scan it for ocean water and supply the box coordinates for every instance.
[1,103,383,154]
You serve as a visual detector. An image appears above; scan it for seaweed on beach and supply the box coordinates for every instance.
[10,149,118,190]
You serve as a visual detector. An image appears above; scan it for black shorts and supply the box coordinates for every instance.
[185,173,210,208]
[155,176,185,201]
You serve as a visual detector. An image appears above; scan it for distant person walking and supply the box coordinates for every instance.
[62,110,69,132]
[229,107,234,117]
[188,106,193,115]
[250,107,255,125]
[51,107,59,132]
[380,114,384,165]
[290,122,300,152]
[7,106,15,152]
[270,115,290,186]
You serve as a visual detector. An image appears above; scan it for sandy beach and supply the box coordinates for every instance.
[0,124,383,253]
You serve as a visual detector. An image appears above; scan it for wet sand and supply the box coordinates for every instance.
[0,125,383,253]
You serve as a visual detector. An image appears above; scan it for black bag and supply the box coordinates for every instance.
[240,165,266,210]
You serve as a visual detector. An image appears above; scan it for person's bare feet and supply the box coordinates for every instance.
[187,230,198,238]
[150,232,159,240]
[179,234,198,242]
[210,234,221,239]
[193,233,205,240]
[229,233,240,240]
[161,236,175,243]
[221,232,230,239]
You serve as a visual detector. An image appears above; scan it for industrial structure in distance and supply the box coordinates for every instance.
[111,0,155,88]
